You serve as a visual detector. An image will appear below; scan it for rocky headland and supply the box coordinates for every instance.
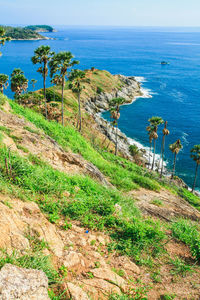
[85,75,149,161]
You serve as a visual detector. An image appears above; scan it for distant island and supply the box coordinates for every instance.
[25,25,56,33]
[2,25,56,40]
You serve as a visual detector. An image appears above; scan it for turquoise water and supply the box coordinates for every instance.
[0,26,200,190]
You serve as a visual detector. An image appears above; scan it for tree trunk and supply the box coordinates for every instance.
[171,153,177,179]
[61,77,64,126]
[160,136,166,177]
[192,163,199,192]
[158,135,164,172]
[149,141,152,169]
[115,121,118,156]
[151,139,156,170]
[0,87,3,94]
[78,92,81,132]
[43,63,47,120]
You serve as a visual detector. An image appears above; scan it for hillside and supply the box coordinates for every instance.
[2,26,49,40]
[0,70,200,299]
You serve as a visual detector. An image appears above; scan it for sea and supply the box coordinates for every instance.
[0,26,200,191]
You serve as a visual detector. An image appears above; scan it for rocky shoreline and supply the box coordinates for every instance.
[85,75,150,161]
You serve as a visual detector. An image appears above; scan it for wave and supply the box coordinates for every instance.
[134,76,147,83]
[167,42,200,46]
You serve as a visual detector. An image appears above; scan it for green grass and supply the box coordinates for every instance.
[0,249,59,285]
[171,219,200,261]
[9,100,161,192]
[0,144,166,262]
[179,188,200,211]
[169,257,194,277]
[151,198,164,207]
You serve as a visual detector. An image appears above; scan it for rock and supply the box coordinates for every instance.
[91,267,126,289]
[67,282,89,300]
[0,264,49,300]
[116,256,140,274]
[82,278,121,294]
[63,251,85,268]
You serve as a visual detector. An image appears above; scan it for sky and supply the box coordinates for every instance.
[0,0,200,27]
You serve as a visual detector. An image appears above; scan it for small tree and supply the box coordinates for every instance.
[190,145,200,192]
[11,68,28,98]
[69,69,90,132]
[109,97,126,156]
[148,116,164,170]
[0,74,9,94]
[49,51,79,125]
[31,46,54,119]
[169,139,183,179]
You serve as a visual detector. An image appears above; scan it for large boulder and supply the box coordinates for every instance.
[0,264,49,300]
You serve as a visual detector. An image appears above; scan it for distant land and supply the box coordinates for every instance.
[2,25,56,40]
[24,25,56,33]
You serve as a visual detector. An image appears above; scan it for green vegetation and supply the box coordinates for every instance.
[169,257,194,277]
[171,219,200,261]
[0,250,59,285]
[9,100,161,192]
[2,26,46,40]
[49,51,79,126]
[25,25,55,32]
[178,188,200,211]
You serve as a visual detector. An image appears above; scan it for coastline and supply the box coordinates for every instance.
[85,74,160,167]
[85,74,200,195]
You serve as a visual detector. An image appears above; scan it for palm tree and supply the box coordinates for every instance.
[0,27,10,56]
[146,125,154,169]
[69,69,90,132]
[160,121,170,177]
[0,74,9,94]
[109,97,126,156]
[190,145,200,192]
[148,116,164,170]
[10,68,28,98]
[49,51,79,126]
[31,46,54,119]
[169,139,183,179]
[30,79,37,90]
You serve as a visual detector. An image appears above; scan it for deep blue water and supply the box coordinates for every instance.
[0,26,200,190]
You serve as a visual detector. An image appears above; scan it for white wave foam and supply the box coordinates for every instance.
[134,76,147,83]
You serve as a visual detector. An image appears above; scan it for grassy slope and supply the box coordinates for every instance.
[1,68,200,298]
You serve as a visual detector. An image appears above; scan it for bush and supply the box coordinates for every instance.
[46,89,62,103]
[129,145,140,157]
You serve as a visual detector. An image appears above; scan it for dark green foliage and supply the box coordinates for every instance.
[25,25,54,32]
[45,89,62,102]
[3,26,44,40]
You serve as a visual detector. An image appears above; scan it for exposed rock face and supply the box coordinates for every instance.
[85,75,147,159]
[67,282,89,300]
[0,264,49,300]
[85,75,142,114]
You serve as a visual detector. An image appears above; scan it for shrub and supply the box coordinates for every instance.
[97,86,104,94]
